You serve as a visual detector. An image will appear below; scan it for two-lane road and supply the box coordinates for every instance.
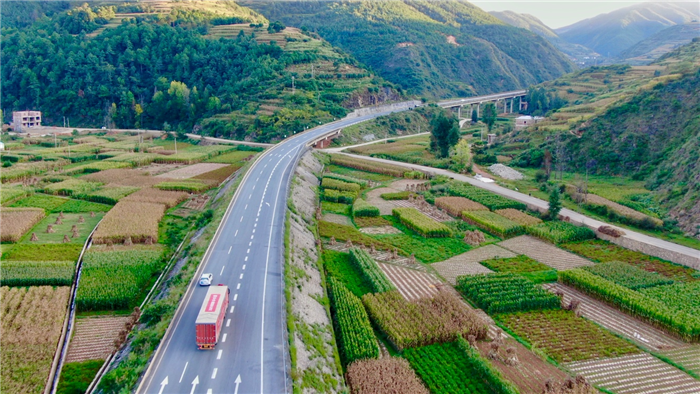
[137,105,414,394]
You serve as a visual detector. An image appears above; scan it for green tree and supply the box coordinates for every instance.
[471,108,478,123]
[546,186,562,220]
[268,21,285,34]
[429,113,460,158]
[452,139,472,173]
[482,102,497,132]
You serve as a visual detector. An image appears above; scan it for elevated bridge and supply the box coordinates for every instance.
[438,90,527,126]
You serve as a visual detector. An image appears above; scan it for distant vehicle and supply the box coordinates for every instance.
[196,285,230,349]
[199,273,213,286]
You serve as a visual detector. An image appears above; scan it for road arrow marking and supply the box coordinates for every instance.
[265,202,270,207]
[190,376,199,394]
[158,377,168,394]
[179,362,188,383]
[234,375,242,394]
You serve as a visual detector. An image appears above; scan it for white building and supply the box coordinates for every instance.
[12,111,42,131]
[514,115,543,131]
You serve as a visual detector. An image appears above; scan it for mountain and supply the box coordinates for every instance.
[618,22,700,65]
[0,1,399,142]
[556,2,699,58]
[489,10,602,67]
[244,0,575,98]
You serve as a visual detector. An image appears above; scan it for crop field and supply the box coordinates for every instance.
[1,243,83,262]
[321,201,351,216]
[479,255,555,283]
[56,359,104,394]
[584,261,674,290]
[380,191,411,200]
[152,145,236,164]
[22,213,103,245]
[346,357,428,394]
[371,221,470,263]
[352,199,380,217]
[322,188,357,204]
[446,182,526,211]
[494,209,542,226]
[561,239,699,282]
[327,278,379,366]
[525,221,596,244]
[457,273,560,314]
[640,281,700,316]
[499,309,639,363]
[326,165,394,182]
[156,163,229,179]
[434,196,488,217]
[349,248,395,293]
[193,165,239,184]
[121,188,189,209]
[392,207,453,238]
[93,201,165,244]
[403,339,517,394]
[319,221,395,252]
[52,199,111,213]
[1,286,71,394]
[0,261,75,287]
[78,186,139,205]
[354,216,392,228]
[377,262,441,301]
[322,173,368,187]
[8,194,69,212]
[362,290,487,350]
[498,236,594,271]
[322,177,362,192]
[461,210,523,238]
[323,250,374,298]
[81,169,163,187]
[63,160,131,175]
[44,179,102,196]
[76,248,163,311]
[0,186,31,204]
[0,208,45,242]
[1,159,69,182]
[205,150,256,164]
[431,245,516,285]
[572,191,663,229]
[65,316,133,363]
[330,155,423,178]
[155,179,212,193]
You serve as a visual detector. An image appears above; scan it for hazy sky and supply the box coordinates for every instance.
[471,1,696,29]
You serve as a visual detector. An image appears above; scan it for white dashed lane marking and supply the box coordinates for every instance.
[212,368,218,379]
[237,283,241,290]
[234,294,238,301]
[226,319,231,327]
[222,333,227,342]
[239,274,244,280]
[229,306,234,313]
[217,350,222,360]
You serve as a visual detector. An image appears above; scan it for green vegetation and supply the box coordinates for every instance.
[44,179,102,196]
[321,178,361,193]
[53,199,112,213]
[380,191,411,200]
[56,359,104,394]
[445,182,526,211]
[2,243,83,262]
[0,261,74,286]
[76,249,164,311]
[640,282,700,318]
[22,213,102,245]
[352,199,379,218]
[560,269,700,341]
[327,278,379,366]
[78,186,139,205]
[321,189,357,204]
[482,102,497,131]
[322,250,373,298]
[0,186,32,205]
[322,173,368,188]
[429,112,460,158]
[205,150,256,164]
[326,165,394,182]
[584,261,674,290]
[403,339,518,394]
[499,309,640,363]
[457,273,561,314]
[525,221,596,244]
[9,194,68,212]
[321,201,351,216]
[461,210,523,238]
[354,216,392,228]
[155,180,211,193]
[330,155,423,179]
[319,221,395,252]
[481,255,551,274]
[562,240,699,282]
[348,248,395,293]
[392,207,453,238]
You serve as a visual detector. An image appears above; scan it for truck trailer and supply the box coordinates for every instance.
[195,284,229,349]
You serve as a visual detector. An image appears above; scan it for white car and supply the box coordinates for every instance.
[199,273,213,286]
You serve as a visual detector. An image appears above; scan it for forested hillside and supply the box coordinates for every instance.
[0,1,398,142]
[617,22,700,65]
[245,0,575,98]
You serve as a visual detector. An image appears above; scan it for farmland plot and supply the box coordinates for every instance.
[65,316,135,363]
[1,286,70,394]
[565,353,700,394]
[432,245,515,285]
[0,208,45,242]
[377,262,442,301]
[346,357,428,394]
[498,236,594,271]
[658,345,700,376]
[93,201,165,244]
[156,163,229,179]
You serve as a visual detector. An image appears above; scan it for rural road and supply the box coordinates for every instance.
[136,104,416,394]
[327,152,700,269]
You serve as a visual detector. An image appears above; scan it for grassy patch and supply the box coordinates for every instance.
[21,213,103,245]
[54,199,112,213]
[481,255,551,273]
[321,201,351,216]
[322,250,373,298]
[327,164,394,182]
[56,359,104,394]
[2,243,83,261]
[9,194,70,212]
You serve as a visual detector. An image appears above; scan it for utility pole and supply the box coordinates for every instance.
[54,133,57,148]
[174,134,177,154]
[292,76,295,94]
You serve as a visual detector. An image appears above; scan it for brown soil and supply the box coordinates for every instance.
[65,316,132,363]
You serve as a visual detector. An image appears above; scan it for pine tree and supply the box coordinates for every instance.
[546,186,562,221]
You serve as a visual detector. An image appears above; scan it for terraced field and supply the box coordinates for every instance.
[65,316,133,363]
[499,235,594,271]
[566,353,700,394]
[658,345,700,376]
[431,244,513,284]
[377,262,441,301]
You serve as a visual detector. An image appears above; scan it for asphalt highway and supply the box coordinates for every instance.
[137,105,414,394]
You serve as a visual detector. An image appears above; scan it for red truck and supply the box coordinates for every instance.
[195,285,229,349]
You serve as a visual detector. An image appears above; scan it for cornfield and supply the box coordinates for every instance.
[322,177,362,192]
[526,222,596,244]
[93,201,165,244]
[328,278,379,366]
[0,208,45,242]
[457,273,561,314]
[352,199,380,217]
[446,182,526,211]
[393,207,453,238]
[155,180,212,193]
[43,178,103,196]
[323,173,368,187]
[461,210,523,238]
[346,358,428,394]
[330,155,426,178]
[1,286,70,394]
[435,196,488,218]
[362,289,487,350]
[0,261,75,286]
[495,208,542,226]
[322,189,357,204]
[1,159,69,183]
[349,248,395,293]
[78,185,140,205]
[62,161,131,175]
[121,187,189,208]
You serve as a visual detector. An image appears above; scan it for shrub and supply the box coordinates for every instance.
[457,273,561,314]
[0,261,75,286]
[380,191,410,200]
[584,261,674,290]
[526,221,595,244]
[461,210,523,238]
[352,199,379,217]
[44,179,102,196]
[559,269,700,341]
[349,248,395,293]
[322,189,357,204]
[393,207,452,238]
[363,290,487,350]
[93,201,165,244]
[435,196,487,217]
[76,248,164,311]
[322,177,362,192]
[327,278,379,366]
[0,208,45,243]
[323,173,368,187]
[446,182,526,210]
[495,208,542,226]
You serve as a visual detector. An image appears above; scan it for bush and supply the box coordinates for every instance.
[352,199,379,217]
[457,273,561,314]
[393,207,453,238]
[349,248,395,293]
[526,221,595,244]
[461,210,523,238]
[328,278,379,366]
